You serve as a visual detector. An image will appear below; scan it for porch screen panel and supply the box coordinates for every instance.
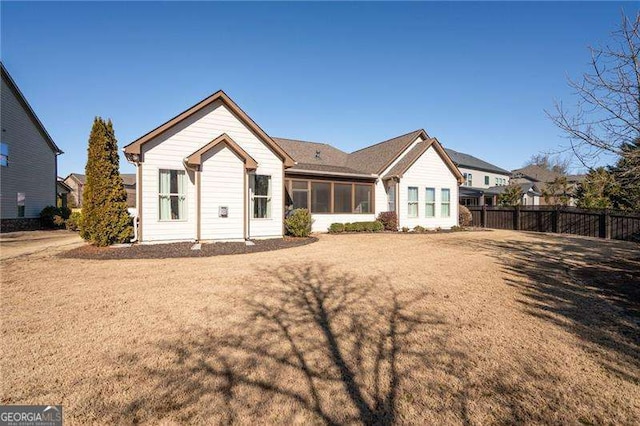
[311,182,330,213]
[354,184,372,213]
[334,183,352,213]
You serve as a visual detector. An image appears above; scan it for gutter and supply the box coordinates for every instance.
[286,168,379,179]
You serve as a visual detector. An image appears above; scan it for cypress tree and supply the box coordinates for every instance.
[81,117,132,246]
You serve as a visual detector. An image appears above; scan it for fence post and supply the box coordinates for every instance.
[481,205,487,228]
[514,205,521,231]
[604,209,611,239]
[552,205,560,233]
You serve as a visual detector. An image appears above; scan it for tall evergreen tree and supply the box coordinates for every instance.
[610,139,640,210]
[498,184,523,206]
[81,118,132,246]
[575,168,619,209]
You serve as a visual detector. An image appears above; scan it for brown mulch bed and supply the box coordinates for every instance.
[60,237,317,260]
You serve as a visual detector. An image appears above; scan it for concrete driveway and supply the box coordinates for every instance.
[0,230,84,260]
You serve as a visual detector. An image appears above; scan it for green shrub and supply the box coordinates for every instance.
[413,225,426,233]
[284,208,312,237]
[66,211,83,232]
[377,211,398,231]
[53,215,66,227]
[40,206,66,228]
[58,206,72,220]
[458,205,472,227]
[328,223,345,233]
[402,227,409,233]
[371,221,384,232]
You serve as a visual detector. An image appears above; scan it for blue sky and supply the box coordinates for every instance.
[2,1,636,176]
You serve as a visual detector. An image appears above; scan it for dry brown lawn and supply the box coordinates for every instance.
[1,230,639,425]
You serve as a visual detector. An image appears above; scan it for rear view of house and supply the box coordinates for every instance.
[124,91,463,243]
[0,63,63,232]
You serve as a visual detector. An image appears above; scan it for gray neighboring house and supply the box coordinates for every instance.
[1,63,63,232]
[64,173,136,209]
[511,165,584,206]
[445,148,519,206]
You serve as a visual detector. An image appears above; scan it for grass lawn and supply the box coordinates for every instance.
[1,230,638,424]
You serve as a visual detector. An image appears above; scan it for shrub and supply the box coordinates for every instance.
[328,223,345,233]
[458,205,472,227]
[413,225,426,233]
[451,225,465,232]
[53,215,66,227]
[40,206,66,228]
[284,208,313,237]
[371,221,384,232]
[66,211,83,232]
[58,206,72,220]
[377,211,398,231]
[401,227,409,233]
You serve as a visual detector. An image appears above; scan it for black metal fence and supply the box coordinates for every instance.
[467,206,640,242]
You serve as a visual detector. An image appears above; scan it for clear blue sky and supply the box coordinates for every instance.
[2,1,636,176]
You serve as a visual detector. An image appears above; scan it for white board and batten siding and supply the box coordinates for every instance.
[373,134,425,215]
[398,146,459,229]
[139,100,283,242]
[200,145,244,241]
[0,76,57,219]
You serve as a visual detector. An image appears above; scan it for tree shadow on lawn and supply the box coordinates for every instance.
[84,263,583,424]
[465,233,640,384]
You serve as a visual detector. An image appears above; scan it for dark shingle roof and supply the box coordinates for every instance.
[346,129,426,174]
[67,173,136,186]
[273,137,349,167]
[511,165,560,183]
[445,148,510,175]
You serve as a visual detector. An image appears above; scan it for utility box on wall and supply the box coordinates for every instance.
[219,206,228,218]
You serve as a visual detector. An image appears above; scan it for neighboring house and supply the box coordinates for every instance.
[57,177,72,208]
[0,63,63,232]
[445,148,511,206]
[511,165,584,206]
[123,90,463,243]
[64,172,136,208]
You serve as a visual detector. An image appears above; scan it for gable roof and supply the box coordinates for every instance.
[185,133,258,170]
[123,90,295,167]
[1,63,62,155]
[346,129,428,174]
[383,138,465,184]
[445,148,510,175]
[511,165,560,183]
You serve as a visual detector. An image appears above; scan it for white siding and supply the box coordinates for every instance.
[398,146,459,229]
[458,166,510,189]
[311,213,376,233]
[200,145,244,241]
[0,77,57,219]
[140,100,283,242]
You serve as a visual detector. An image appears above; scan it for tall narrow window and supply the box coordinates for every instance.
[464,173,473,186]
[484,176,490,185]
[0,143,8,167]
[251,175,271,218]
[425,188,435,217]
[311,182,330,213]
[292,180,309,210]
[159,169,186,220]
[333,183,352,213]
[441,188,451,217]
[354,184,372,213]
[387,184,396,212]
[408,187,418,218]
[17,193,25,217]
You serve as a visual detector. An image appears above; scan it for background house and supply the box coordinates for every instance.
[511,165,584,206]
[0,63,63,232]
[445,148,511,206]
[64,172,136,209]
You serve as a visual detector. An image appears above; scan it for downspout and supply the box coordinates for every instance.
[124,151,141,243]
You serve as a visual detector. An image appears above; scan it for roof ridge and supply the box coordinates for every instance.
[349,129,423,154]
[273,137,336,148]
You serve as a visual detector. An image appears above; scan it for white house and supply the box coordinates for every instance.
[124,91,463,243]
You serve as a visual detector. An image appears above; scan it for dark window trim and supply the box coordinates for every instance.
[285,177,375,214]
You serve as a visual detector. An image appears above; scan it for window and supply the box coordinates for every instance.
[495,177,507,186]
[0,143,8,167]
[251,174,271,218]
[292,180,309,209]
[408,187,418,218]
[441,189,451,217]
[484,176,490,185]
[425,188,435,217]
[17,193,25,217]
[159,169,186,220]
[354,184,372,213]
[311,182,330,213]
[333,183,352,213]
[464,173,472,186]
[387,184,396,212]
